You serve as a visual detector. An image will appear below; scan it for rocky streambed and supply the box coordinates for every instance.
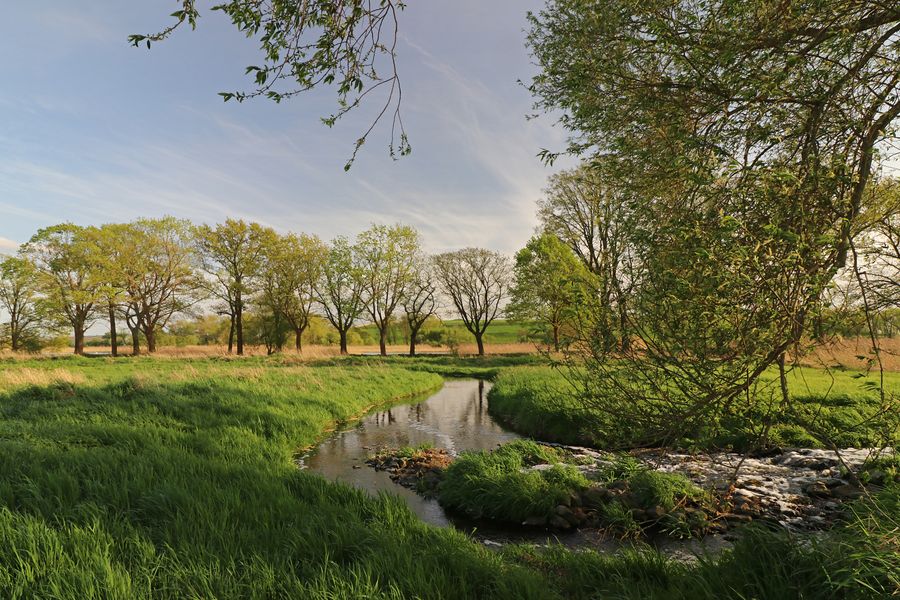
[369,443,893,536]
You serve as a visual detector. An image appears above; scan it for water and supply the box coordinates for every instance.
[301,379,733,553]
[302,379,520,528]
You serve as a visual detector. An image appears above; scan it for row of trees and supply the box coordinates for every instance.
[0,220,511,357]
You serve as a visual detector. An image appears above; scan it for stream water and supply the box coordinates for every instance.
[302,380,520,529]
[301,379,731,553]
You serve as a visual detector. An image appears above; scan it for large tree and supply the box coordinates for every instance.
[527,0,900,449]
[196,219,276,355]
[507,233,590,352]
[434,248,511,356]
[120,218,199,354]
[261,233,329,352]
[0,256,41,352]
[316,237,365,355]
[538,164,634,350]
[22,224,103,355]
[355,224,420,356]
[402,254,439,357]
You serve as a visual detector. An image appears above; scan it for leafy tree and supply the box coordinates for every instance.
[22,224,103,355]
[538,164,635,350]
[120,218,199,353]
[136,0,408,169]
[527,0,900,449]
[507,233,590,351]
[433,248,511,356]
[402,254,439,356]
[89,223,134,357]
[0,256,41,352]
[196,219,276,355]
[355,224,421,356]
[261,233,329,353]
[317,237,366,355]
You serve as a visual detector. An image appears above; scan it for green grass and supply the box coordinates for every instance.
[489,366,900,451]
[0,356,567,599]
[438,441,590,522]
[0,355,895,598]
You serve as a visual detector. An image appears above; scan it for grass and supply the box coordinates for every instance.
[438,441,590,522]
[0,356,570,599]
[489,366,900,451]
[0,354,895,598]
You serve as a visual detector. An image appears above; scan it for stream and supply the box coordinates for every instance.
[300,379,732,553]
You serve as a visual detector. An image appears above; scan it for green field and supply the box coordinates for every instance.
[0,356,895,598]
[488,366,900,451]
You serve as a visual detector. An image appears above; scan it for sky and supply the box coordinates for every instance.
[0,1,573,256]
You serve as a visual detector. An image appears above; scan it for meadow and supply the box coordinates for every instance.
[0,354,895,598]
[488,365,900,451]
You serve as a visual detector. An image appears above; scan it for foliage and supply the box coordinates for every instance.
[355,224,421,356]
[195,219,278,355]
[134,0,409,169]
[0,257,42,352]
[507,233,591,351]
[434,248,512,356]
[528,0,900,456]
[489,366,900,451]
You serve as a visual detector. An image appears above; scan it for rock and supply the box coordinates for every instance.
[569,491,582,507]
[722,513,752,524]
[804,481,831,497]
[646,505,667,520]
[831,484,865,500]
[522,516,547,527]
[549,515,572,530]
[866,469,887,485]
[581,486,610,508]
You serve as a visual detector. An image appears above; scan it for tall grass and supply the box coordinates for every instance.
[489,366,900,451]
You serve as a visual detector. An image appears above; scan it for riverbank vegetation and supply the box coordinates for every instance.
[489,366,900,452]
[0,355,895,598]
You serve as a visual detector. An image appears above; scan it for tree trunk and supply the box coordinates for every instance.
[130,326,140,356]
[475,331,485,356]
[552,323,560,352]
[339,329,349,355]
[108,303,118,357]
[73,325,85,356]
[379,326,387,356]
[295,328,303,353]
[236,297,244,356]
[409,327,418,357]
[227,314,235,354]
[145,328,156,354]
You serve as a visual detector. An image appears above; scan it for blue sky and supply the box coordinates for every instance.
[0,1,573,255]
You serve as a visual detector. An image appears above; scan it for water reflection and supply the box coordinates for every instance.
[302,380,519,527]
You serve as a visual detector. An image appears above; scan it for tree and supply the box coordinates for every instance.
[120,218,199,353]
[22,224,103,355]
[527,0,900,449]
[433,248,511,356]
[196,219,276,355]
[538,164,634,350]
[316,237,366,355]
[355,224,421,356]
[402,254,439,357]
[261,233,329,353]
[507,233,589,352]
[0,256,41,352]
[137,0,408,169]
[89,223,133,357]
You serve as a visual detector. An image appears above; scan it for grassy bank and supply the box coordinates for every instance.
[0,356,569,599]
[488,366,900,451]
[0,355,896,598]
